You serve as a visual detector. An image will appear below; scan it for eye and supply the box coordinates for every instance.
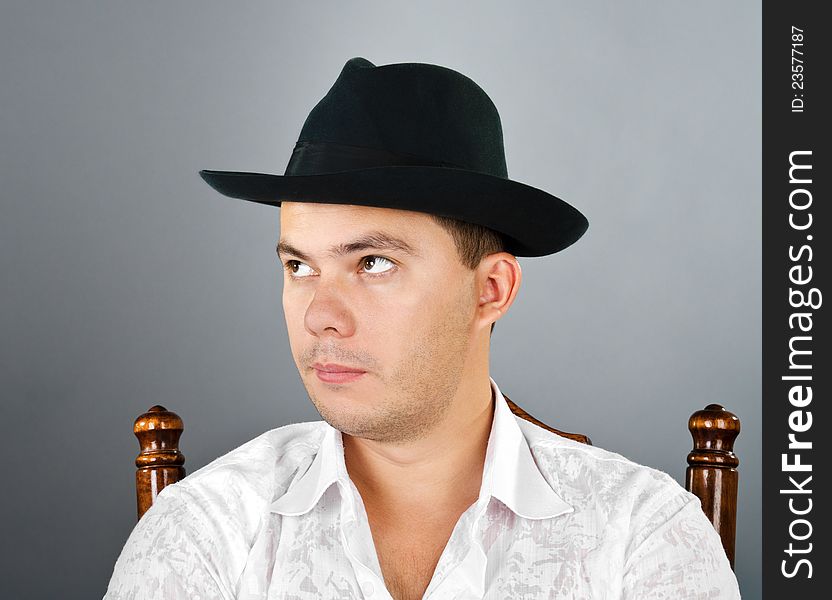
[284,260,315,278]
[361,256,396,276]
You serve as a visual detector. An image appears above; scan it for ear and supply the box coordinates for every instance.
[474,252,522,333]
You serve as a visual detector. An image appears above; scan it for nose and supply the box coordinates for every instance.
[303,279,357,339]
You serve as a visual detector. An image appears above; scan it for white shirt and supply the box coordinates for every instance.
[105,377,741,599]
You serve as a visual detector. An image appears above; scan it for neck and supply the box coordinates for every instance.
[343,372,495,513]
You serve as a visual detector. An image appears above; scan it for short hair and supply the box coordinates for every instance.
[428,214,507,335]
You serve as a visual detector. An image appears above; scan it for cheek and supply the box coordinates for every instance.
[368,280,431,325]
[379,282,467,343]
[359,298,418,345]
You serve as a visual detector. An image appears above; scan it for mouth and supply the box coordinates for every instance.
[311,362,367,384]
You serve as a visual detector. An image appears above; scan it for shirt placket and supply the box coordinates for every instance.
[338,480,393,600]
[422,500,489,600]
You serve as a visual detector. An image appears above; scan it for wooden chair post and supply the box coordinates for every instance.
[685,404,740,568]
[503,394,591,445]
[134,405,186,520]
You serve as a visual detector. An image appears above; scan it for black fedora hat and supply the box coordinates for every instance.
[199,57,588,257]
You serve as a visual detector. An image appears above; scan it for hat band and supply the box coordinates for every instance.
[284,140,468,176]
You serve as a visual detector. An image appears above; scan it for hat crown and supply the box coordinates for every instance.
[199,56,589,257]
[290,57,508,178]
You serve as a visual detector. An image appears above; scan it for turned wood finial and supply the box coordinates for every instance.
[687,403,740,467]
[134,405,185,520]
[686,404,740,568]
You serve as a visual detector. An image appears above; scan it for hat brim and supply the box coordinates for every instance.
[198,165,588,257]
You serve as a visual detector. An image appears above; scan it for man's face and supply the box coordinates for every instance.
[278,201,478,444]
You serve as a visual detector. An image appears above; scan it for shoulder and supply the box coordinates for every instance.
[177,420,326,493]
[514,420,739,596]
[150,420,327,540]
[106,422,328,598]
[516,417,695,528]
[516,417,742,595]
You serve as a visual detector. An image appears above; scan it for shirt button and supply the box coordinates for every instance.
[360,580,375,596]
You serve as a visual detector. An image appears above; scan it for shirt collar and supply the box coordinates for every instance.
[268,414,344,516]
[479,377,573,519]
[270,377,573,520]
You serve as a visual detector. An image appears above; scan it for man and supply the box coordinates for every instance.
[105,57,740,599]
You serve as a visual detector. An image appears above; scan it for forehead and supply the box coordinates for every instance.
[278,202,454,255]
[280,201,431,228]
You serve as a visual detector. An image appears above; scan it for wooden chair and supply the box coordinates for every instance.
[133,398,740,568]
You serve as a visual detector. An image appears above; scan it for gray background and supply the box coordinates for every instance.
[0,1,761,598]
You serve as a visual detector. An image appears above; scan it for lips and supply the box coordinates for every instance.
[311,362,367,384]
[311,362,366,374]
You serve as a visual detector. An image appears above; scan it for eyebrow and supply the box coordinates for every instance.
[276,231,420,262]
